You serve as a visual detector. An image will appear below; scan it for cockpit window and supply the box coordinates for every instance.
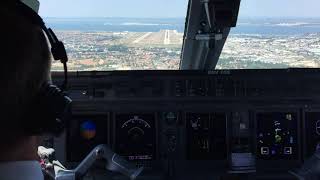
[39,0,188,71]
[40,1,320,71]
[216,0,320,69]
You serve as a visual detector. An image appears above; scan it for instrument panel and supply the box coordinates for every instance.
[186,113,227,160]
[256,111,298,160]
[67,115,109,162]
[115,113,156,163]
[51,69,320,179]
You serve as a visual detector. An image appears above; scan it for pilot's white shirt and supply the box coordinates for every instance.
[0,161,44,180]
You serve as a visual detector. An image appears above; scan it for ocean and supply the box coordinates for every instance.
[44,17,320,35]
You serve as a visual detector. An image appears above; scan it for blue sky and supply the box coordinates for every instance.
[39,0,320,18]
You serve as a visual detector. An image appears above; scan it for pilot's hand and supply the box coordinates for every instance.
[38,146,55,162]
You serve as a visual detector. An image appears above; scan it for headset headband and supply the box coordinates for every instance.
[16,0,69,89]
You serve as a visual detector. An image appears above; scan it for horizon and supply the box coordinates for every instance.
[43,16,320,19]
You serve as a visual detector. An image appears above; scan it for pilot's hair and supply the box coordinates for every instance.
[0,6,51,147]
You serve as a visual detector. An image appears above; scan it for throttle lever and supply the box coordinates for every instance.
[38,144,143,180]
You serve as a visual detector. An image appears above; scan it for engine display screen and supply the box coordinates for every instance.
[256,112,298,160]
[67,116,109,162]
[305,112,320,158]
[186,113,227,160]
[115,113,156,162]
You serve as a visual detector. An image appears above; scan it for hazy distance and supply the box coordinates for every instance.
[39,0,320,18]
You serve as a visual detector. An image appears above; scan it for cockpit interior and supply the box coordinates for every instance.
[22,0,320,179]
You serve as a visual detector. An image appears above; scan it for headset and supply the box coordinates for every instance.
[10,0,72,136]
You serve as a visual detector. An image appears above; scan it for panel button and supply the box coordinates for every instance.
[261,147,269,155]
[284,147,292,155]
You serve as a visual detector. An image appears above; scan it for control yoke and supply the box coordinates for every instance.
[38,144,143,180]
[290,151,320,180]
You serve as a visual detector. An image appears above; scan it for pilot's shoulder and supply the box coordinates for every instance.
[0,161,43,180]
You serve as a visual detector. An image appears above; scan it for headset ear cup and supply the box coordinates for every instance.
[25,83,72,136]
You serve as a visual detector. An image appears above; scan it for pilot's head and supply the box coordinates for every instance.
[0,5,51,161]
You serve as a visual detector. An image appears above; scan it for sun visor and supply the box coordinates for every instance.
[21,0,40,13]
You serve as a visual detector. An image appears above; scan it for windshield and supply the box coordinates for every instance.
[216,0,320,69]
[39,0,188,71]
[40,1,320,71]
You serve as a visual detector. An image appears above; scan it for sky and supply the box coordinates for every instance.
[39,0,320,18]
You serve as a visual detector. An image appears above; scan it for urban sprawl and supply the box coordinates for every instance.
[51,30,320,71]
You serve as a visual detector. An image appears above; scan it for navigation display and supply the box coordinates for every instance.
[256,112,298,160]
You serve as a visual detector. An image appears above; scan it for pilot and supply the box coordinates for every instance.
[0,3,51,180]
